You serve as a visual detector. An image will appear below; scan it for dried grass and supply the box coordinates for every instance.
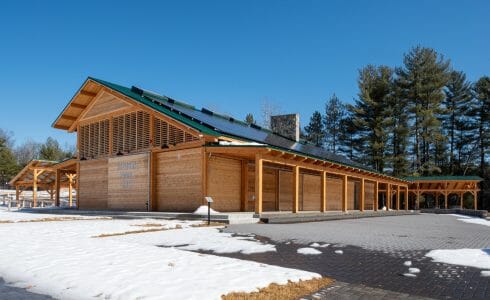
[190,222,225,228]
[221,277,333,300]
[93,224,183,238]
[0,217,111,224]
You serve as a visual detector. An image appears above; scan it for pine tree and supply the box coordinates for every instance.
[443,70,473,173]
[396,46,450,175]
[324,94,345,154]
[304,111,324,146]
[39,137,69,161]
[245,113,256,125]
[338,112,358,161]
[470,76,490,175]
[386,83,410,176]
[349,65,392,172]
[0,135,19,186]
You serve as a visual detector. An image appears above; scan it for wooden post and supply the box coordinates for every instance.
[15,185,20,207]
[241,160,248,212]
[342,175,348,212]
[32,169,38,207]
[396,185,400,210]
[460,192,464,209]
[444,192,448,209]
[67,174,74,207]
[416,192,420,210]
[405,187,409,210]
[76,162,80,209]
[386,183,391,210]
[292,165,300,213]
[360,178,365,212]
[202,148,208,205]
[254,154,263,214]
[55,169,61,207]
[374,181,379,211]
[473,191,478,211]
[320,171,327,212]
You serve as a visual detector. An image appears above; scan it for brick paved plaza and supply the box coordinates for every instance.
[221,214,490,299]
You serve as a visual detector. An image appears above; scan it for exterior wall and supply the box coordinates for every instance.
[78,158,108,210]
[278,170,292,211]
[207,156,242,212]
[365,181,375,210]
[302,173,321,211]
[108,153,149,210]
[326,176,342,211]
[155,148,202,212]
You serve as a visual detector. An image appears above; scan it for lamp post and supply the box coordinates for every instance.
[205,196,213,225]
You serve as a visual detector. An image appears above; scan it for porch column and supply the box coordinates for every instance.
[55,169,61,207]
[320,171,327,212]
[386,183,391,210]
[360,178,365,212]
[241,160,248,212]
[374,181,379,211]
[416,192,420,210]
[292,165,300,213]
[444,192,448,209]
[473,191,478,211]
[15,185,20,207]
[396,185,400,210]
[254,154,263,214]
[342,175,348,212]
[405,187,409,210]
[460,192,464,209]
[32,169,39,207]
[67,174,75,207]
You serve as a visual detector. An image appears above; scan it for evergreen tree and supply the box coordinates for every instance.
[470,76,490,175]
[338,112,358,161]
[304,111,324,146]
[443,70,473,173]
[245,113,256,125]
[396,46,450,175]
[349,65,392,172]
[39,137,69,161]
[386,83,410,176]
[0,135,19,186]
[324,94,345,154]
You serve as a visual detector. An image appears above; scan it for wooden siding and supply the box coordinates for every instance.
[82,92,131,120]
[365,181,375,210]
[278,170,293,211]
[302,173,321,211]
[107,153,149,210]
[326,176,343,211]
[78,158,108,209]
[207,156,242,212]
[155,148,202,212]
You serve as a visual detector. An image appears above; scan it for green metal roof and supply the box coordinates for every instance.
[404,176,483,182]
[56,77,408,183]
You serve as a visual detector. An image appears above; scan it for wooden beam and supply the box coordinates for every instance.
[33,169,39,207]
[254,154,263,214]
[80,90,97,97]
[62,115,78,121]
[405,187,409,210]
[374,181,379,211]
[70,103,87,109]
[360,178,365,212]
[474,191,478,211]
[202,148,208,204]
[55,169,61,207]
[292,165,300,213]
[386,183,391,210]
[444,191,448,209]
[342,175,348,212]
[321,171,327,212]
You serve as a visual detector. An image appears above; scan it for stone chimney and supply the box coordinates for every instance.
[270,113,300,142]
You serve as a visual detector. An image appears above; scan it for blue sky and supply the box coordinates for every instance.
[0,0,489,147]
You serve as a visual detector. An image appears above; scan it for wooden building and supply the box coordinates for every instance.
[49,77,479,213]
[406,176,482,210]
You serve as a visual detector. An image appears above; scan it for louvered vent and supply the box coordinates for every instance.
[79,119,109,159]
[153,117,198,147]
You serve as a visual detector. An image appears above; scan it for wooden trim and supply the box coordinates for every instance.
[255,154,263,214]
[321,171,327,212]
[374,181,379,211]
[292,165,299,213]
[202,148,208,204]
[342,174,348,212]
[360,178,365,212]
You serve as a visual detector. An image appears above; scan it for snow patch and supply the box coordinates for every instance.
[404,261,412,267]
[297,248,322,255]
[426,248,490,269]
[457,218,490,227]
[193,205,219,215]
[403,273,417,278]
[334,250,343,254]
[408,268,420,274]
[309,242,329,248]
[481,270,490,277]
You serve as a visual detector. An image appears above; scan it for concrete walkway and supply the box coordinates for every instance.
[0,278,53,300]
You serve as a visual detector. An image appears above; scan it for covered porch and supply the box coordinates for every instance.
[8,159,78,208]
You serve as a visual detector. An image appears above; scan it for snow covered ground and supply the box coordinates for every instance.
[0,208,319,300]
